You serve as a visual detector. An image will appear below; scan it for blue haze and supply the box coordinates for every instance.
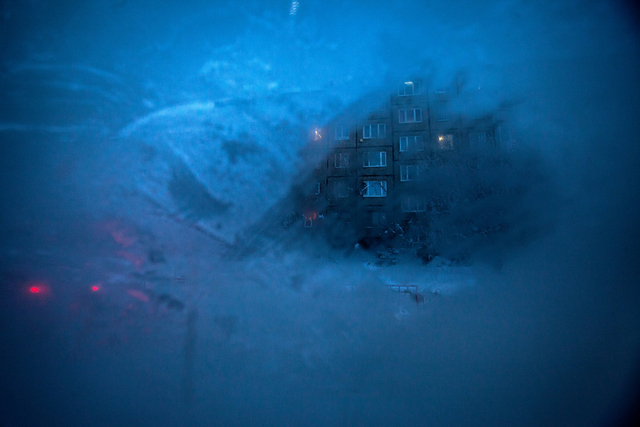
[0,1,639,426]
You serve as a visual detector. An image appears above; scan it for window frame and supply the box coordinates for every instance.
[371,211,387,226]
[398,81,420,96]
[400,164,418,181]
[335,126,350,141]
[363,151,387,168]
[362,181,388,198]
[333,152,350,168]
[363,123,387,139]
[401,196,427,212]
[436,111,450,122]
[333,181,350,198]
[399,135,424,152]
[398,108,423,124]
[437,134,454,150]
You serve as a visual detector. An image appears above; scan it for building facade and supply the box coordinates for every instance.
[296,78,505,246]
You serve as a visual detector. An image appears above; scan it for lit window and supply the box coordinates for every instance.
[363,151,387,167]
[438,134,454,150]
[334,153,350,168]
[304,212,318,228]
[399,135,424,152]
[335,126,350,140]
[363,124,386,139]
[398,81,420,96]
[402,197,427,212]
[400,165,418,181]
[362,181,387,197]
[398,108,422,124]
[290,1,299,16]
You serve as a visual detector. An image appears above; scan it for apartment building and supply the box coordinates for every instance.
[296,78,502,245]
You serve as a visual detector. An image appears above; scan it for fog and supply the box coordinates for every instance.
[1,1,639,426]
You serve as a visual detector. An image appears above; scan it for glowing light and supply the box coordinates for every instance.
[438,135,444,141]
[290,1,299,15]
[91,285,100,292]
[27,283,50,296]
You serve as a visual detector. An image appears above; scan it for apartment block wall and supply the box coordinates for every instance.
[299,79,499,239]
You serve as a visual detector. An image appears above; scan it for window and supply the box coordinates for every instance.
[335,126,349,140]
[398,81,420,96]
[402,197,427,212]
[399,135,424,152]
[314,182,321,195]
[305,212,318,228]
[434,89,448,103]
[333,181,350,198]
[363,151,387,167]
[438,134,454,150]
[362,181,387,197]
[363,124,386,139]
[469,132,488,147]
[334,153,350,168]
[400,165,418,181]
[371,211,387,226]
[398,108,422,123]
[290,1,299,15]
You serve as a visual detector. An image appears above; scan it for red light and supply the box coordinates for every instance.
[26,282,50,296]
[91,285,100,292]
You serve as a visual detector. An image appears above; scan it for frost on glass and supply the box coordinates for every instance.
[0,1,639,426]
